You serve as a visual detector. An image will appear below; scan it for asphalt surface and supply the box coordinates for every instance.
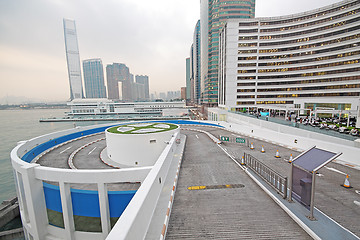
[172,125,360,238]
[166,129,312,239]
[35,125,360,237]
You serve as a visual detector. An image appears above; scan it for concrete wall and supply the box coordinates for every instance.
[209,108,360,167]
[106,127,179,167]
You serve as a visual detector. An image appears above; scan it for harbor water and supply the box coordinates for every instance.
[0,108,103,203]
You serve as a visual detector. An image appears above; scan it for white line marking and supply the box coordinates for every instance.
[354,201,360,207]
[59,146,72,154]
[324,166,347,175]
[88,147,97,155]
[195,135,199,139]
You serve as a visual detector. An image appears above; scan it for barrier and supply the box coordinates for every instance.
[243,153,288,199]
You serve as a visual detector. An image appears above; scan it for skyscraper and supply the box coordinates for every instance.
[200,0,256,106]
[106,63,132,101]
[63,18,84,100]
[82,59,107,98]
[185,57,191,101]
[192,20,201,104]
[135,75,150,100]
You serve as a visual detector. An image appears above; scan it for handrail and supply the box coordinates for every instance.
[244,153,288,199]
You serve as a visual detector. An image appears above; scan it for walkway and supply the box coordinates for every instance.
[165,129,312,239]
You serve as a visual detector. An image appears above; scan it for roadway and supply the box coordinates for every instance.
[35,124,360,238]
[166,128,312,239]
[166,126,360,238]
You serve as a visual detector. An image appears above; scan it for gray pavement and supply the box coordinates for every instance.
[165,129,312,239]
[177,125,360,238]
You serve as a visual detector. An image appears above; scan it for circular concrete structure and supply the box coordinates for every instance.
[105,122,179,167]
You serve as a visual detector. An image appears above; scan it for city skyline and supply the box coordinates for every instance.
[0,0,344,103]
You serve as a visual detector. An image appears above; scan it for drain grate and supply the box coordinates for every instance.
[188,184,245,190]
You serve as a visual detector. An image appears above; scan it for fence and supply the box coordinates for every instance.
[243,153,288,199]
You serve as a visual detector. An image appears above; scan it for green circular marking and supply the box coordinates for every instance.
[107,123,178,134]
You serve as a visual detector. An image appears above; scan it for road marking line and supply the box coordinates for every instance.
[59,146,72,154]
[324,166,347,175]
[354,201,360,207]
[88,147,97,155]
[195,135,199,139]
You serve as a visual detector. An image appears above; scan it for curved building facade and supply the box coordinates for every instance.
[219,0,360,112]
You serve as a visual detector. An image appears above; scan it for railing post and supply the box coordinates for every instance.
[283,177,288,199]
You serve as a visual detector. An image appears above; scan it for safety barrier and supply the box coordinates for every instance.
[243,153,288,199]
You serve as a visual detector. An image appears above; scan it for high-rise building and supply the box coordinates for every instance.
[106,63,132,101]
[218,0,360,112]
[200,0,256,106]
[82,59,106,98]
[185,57,191,101]
[135,75,150,100]
[192,20,201,104]
[63,18,84,99]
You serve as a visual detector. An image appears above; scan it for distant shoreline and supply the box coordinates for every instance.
[0,104,69,110]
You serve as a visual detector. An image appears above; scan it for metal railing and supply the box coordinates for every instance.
[243,153,287,199]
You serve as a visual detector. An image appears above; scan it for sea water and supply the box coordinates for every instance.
[0,108,101,202]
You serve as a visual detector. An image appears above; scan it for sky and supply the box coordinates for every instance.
[0,0,344,103]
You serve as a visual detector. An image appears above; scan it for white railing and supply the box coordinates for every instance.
[106,131,180,240]
[11,123,182,240]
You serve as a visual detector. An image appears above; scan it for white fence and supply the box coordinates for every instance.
[11,123,183,240]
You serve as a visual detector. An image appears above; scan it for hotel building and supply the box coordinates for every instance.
[218,0,360,112]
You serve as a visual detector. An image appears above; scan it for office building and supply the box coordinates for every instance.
[200,0,256,106]
[186,57,191,101]
[135,75,150,100]
[82,59,106,98]
[63,18,84,99]
[192,20,201,104]
[218,0,360,112]
[106,63,132,101]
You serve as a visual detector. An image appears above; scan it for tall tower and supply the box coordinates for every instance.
[135,75,150,100]
[200,0,256,106]
[106,63,132,101]
[63,18,84,100]
[82,59,107,98]
[192,20,201,104]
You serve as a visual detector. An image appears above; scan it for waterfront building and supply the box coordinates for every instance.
[181,87,186,100]
[218,0,360,112]
[63,18,84,99]
[200,0,256,106]
[106,63,132,101]
[67,98,187,117]
[82,59,107,98]
[135,75,150,100]
[131,81,146,101]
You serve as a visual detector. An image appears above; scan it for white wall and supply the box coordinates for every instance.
[106,127,179,167]
[209,108,360,167]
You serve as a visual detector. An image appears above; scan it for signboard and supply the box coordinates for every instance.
[220,136,229,142]
[236,138,245,143]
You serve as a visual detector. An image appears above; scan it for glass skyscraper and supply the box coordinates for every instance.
[82,59,107,98]
[200,0,256,106]
[63,18,84,100]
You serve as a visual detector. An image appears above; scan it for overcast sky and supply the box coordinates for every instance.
[0,0,343,102]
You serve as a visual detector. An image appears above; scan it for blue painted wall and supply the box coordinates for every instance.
[43,183,136,218]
